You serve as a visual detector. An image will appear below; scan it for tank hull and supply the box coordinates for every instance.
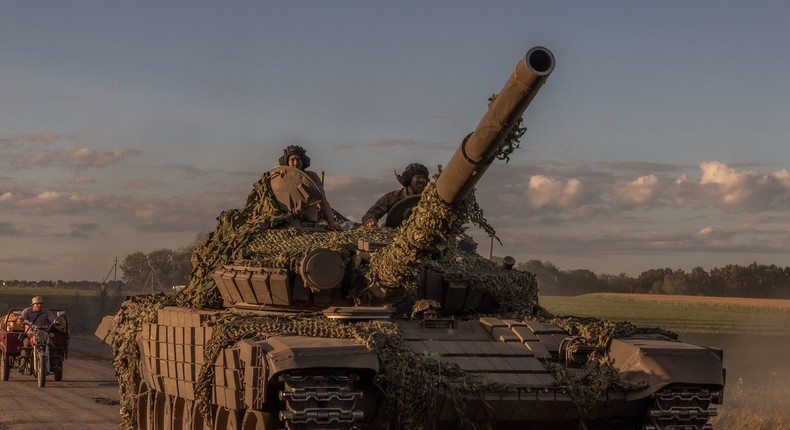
[131,307,723,429]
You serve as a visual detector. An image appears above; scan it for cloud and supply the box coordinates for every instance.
[614,174,659,204]
[674,162,790,211]
[504,160,790,217]
[7,147,142,170]
[0,133,67,148]
[525,175,583,209]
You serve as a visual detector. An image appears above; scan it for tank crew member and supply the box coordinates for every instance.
[279,145,341,230]
[362,163,429,227]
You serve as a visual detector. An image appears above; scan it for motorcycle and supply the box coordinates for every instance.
[0,309,69,387]
[17,316,67,387]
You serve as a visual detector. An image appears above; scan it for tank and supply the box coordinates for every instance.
[100,46,725,430]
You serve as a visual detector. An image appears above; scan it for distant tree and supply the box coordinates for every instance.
[597,272,634,294]
[711,264,751,297]
[518,260,563,295]
[120,251,148,290]
[685,266,711,296]
[659,269,689,295]
[562,269,600,295]
[637,268,673,294]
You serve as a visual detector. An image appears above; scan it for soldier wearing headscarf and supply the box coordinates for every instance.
[362,163,429,227]
[279,145,341,230]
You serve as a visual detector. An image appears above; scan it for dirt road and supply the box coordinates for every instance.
[0,336,121,430]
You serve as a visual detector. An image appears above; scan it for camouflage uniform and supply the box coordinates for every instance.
[361,187,411,226]
[363,163,429,226]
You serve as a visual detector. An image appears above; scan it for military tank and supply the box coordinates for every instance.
[101,46,725,430]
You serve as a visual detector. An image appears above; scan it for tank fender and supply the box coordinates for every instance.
[263,335,379,377]
[609,337,725,400]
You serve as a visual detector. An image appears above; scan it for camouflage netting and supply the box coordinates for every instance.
[368,183,473,290]
[176,173,287,309]
[541,316,678,418]
[243,227,396,269]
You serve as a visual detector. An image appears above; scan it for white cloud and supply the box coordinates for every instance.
[526,175,583,209]
[614,174,659,204]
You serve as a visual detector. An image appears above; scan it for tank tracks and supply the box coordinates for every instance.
[644,387,722,430]
[278,372,365,430]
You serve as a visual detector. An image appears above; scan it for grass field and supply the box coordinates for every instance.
[541,293,790,335]
[542,293,790,429]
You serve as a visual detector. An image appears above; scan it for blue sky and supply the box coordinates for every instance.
[2,1,789,281]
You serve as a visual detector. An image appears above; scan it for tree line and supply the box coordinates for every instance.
[519,260,790,299]
[4,233,787,300]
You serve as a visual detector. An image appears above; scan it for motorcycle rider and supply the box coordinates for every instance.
[19,296,57,330]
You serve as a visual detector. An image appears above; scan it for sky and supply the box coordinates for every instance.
[1,1,789,281]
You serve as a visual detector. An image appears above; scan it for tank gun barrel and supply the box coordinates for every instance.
[436,46,555,205]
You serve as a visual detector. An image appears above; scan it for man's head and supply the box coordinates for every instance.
[31,296,44,308]
[397,163,429,194]
[278,145,311,170]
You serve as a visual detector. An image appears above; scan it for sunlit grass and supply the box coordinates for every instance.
[540,293,790,335]
[711,377,790,430]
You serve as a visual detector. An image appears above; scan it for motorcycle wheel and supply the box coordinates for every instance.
[37,351,47,388]
[0,354,9,381]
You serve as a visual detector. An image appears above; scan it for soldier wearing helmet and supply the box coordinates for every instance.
[278,145,341,230]
[362,163,430,227]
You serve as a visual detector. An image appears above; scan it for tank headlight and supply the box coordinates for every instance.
[35,329,49,342]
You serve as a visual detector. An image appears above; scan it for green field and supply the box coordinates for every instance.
[540,293,790,335]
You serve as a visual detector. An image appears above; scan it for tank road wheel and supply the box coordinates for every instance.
[191,402,214,430]
[137,382,154,430]
[172,398,193,430]
[0,354,9,381]
[214,407,242,429]
[153,392,173,430]
[241,410,278,430]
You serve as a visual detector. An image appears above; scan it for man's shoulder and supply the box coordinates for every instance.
[382,188,407,200]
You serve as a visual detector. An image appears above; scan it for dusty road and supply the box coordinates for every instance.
[0,336,121,430]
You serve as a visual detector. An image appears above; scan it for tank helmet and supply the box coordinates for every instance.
[278,145,311,169]
[32,296,45,305]
[396,163,429,186]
